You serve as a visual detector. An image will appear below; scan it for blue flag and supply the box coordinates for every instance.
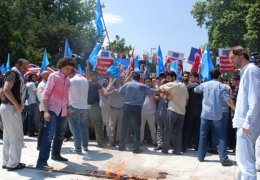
[0,64,6,74]
[40,49,49,73]
[156,45,165,77]
[170,61,181,81]
[107,62,119,78]
[88,43,101,68]
[134,56,142,72]
[188,47,198,64]
[6,53,10,73]
[114,58,130,70]
[64,39,73,58]
[95,0,103,38]
[77,64,84,75]
[200,43,214,81]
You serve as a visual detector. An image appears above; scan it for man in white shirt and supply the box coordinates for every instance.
[37,71,50,150]
[24,73,37,137]
[228,46,260,180]
[68,69,89,153]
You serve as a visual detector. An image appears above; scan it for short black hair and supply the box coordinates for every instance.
[16,58,29,66]
[57,57,76,69]
[182,71,190,76]
[132,72,140,81]
[159,72,166,79]
[28,73,37,82]
[166,71,177,79]
[190,72,200,79]
[210,68,221,79]
[144,77,152,82]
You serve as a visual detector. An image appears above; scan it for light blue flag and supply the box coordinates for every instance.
[6,53,10,73]
[107,62,119,78]
[0,64,6,74]
[64,39,73,58]
[200,43,214,81]
[95,0,103,38]
[88,43,101,69]
[40,49,49,73]
[156,45,165,77]
[134,56,142,72]
[77,64,84,75]
[170,61,181,81]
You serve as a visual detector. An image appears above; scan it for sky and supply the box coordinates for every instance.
[101,0,208,70]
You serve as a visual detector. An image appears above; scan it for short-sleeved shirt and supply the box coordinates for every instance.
[88,81,102,105]
[117,80,155,106]
[25,82,37,105]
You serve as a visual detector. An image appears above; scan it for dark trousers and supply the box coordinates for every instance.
[119,104,142,152]
[182,108,201,151]
[37,111,44,149]
[163,110,185,154]
[37,111,67,166]
[23,103,36,136]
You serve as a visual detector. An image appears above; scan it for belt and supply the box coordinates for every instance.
[110,106,122,110]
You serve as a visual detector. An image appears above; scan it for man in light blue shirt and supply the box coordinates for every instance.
[229,46,260,180]
[194,68,235,166]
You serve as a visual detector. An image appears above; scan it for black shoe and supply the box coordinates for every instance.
[7,163,26,171]
[221,160,233,167]
[29,133,38,137]
[154,146,163,151]
[198,158,204,162]
[51,156,68,161]
[172,150,181,155]
[36,164,53,170]
[2,165,7,169]
[133,149,143,154]
[161,150,168,154]
[119,146,126,151]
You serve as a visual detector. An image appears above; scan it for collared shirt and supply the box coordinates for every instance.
[69,74,89,109]
[117,80,155,106]
[232,63,260,131]
[194,80,231,120]
[159,81,189,115]
[25,81,37,105]
[37,80,46,112]
[42,70,70,117]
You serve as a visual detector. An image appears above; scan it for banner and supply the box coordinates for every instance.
[166,57,183,75]
[188,47,198,64]
[167,51,185,60]
[218,48,230,57]
[219,56,233,73]
[96,50,114,76]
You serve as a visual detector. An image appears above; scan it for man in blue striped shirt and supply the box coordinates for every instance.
[229,46,260,180]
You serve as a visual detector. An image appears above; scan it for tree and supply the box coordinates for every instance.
[191,0,259,55]
[0,0,98,66]
[107,35,132,58]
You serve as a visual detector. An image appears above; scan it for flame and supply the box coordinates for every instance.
[105,164,112,177]
[116,162,125,177]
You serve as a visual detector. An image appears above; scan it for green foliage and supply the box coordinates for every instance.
[107,35,132,58]
[0,0,98,67]
[191,0,259,55]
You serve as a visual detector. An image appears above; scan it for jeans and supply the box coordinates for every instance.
[155,116,166,147]
[198,118,228,163]
[37,111,44,149]
[119,104,142,152]
[163,110,184,154]
[68,106,88,151]
[24,103,36,136]
[37,111,67,166]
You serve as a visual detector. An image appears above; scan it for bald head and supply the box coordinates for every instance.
[40,70,50,81]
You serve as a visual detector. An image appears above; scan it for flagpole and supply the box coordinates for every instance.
[98,0,111,48]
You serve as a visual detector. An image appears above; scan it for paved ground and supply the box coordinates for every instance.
[0,136,259,180]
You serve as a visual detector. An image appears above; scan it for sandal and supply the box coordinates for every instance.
[7,163,26,171]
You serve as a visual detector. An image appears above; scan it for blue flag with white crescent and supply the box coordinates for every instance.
[6,53,10,73]
[200,43,214,81]
[40,49,49,73]
[107,61,119,77]
[88,43,101,68]
[156,45,164,77]
[64,39,73,58]
[95,0,103,38]
[77,64,84,75]
[170,61,181,81]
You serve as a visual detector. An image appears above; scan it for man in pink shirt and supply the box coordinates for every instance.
[36,57,76,169]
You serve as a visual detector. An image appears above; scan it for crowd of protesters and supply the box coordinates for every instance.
[0,46,259,179]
